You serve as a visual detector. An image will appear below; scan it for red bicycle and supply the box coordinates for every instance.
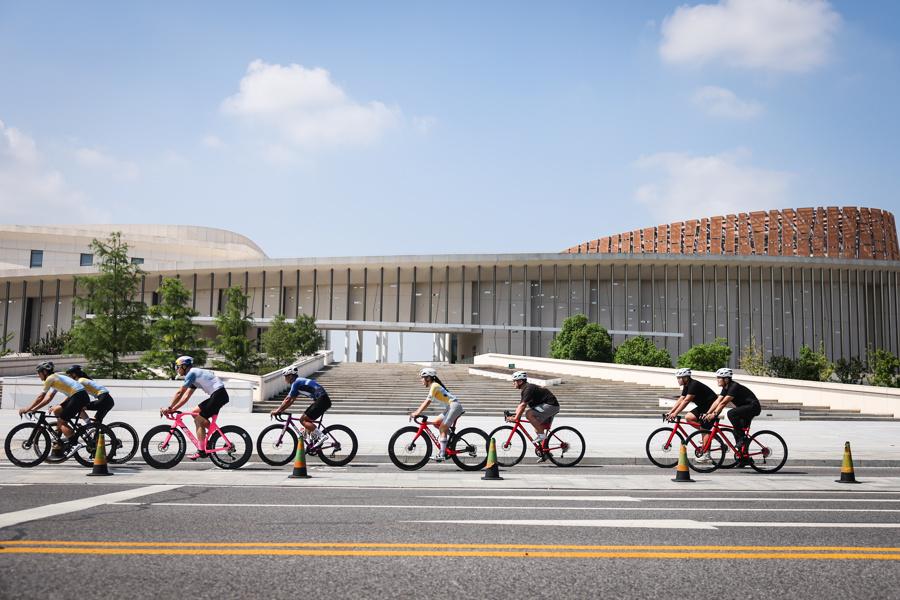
[645,413,710,468]
[140,410,252,469]
[488,410,585,467]
[387,415,488,471]
[683,418,788,474]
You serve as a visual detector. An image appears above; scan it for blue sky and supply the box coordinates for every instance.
[1,0,899,258]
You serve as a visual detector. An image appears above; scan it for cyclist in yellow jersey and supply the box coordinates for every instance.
[65,365,115,423]
[410,368,463,461]
[18,361,91,443]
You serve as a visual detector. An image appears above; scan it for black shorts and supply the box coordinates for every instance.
[87,392,115,422]
[198,388,229,420]
[303,394,332,421]
[58,390,90,422]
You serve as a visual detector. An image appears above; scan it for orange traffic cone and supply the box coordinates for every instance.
[481,438,503,481]
[671,443,694,483]
[836,441,860,484]
[87,433,113,477]
[290,435,311,479]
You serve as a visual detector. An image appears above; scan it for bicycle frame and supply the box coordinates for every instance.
[696,420,749,457]
[409,416,464,458]
[160,411,232,455]
[501,412,566,455]
[659,415,711,450]
[271,413,335,450]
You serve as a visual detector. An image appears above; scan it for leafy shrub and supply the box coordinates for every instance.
[614,336,672,368]
[677,338,732,372]
[833,357,865,384]
[550,314,613,363]
[868,349,900,388]
[27,328,72,355]
[739,337,768,376]
[766,345,832,382]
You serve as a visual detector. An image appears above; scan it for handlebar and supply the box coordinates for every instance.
[411,415,428,424]
[504,410,513,418]
[272,413,293,422]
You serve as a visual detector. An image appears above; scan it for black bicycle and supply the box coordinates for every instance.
[4,411,119,468]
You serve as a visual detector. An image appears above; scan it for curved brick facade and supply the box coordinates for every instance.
[565,207,900,261]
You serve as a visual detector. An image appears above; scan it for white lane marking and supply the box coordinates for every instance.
[407,519,717,530]
[422,495,900,504]
[419,495,639,502]
[0,485,181,530]
[711,522,900,529]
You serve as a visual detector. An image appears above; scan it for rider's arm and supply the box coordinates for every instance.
[706,395,731,418]
[272,393,296,414]
[411,398,431,418]
[165,386,195,413]
[19,391,50,414]
[667,395,691,419]
[510,401,528,422]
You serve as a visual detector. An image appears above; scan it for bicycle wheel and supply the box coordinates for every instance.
[388,426,432,471]
[317,424,358,467]
[487,425,526,467]
[106,421,138,464]
[684,430,726,473]
[546,426,586,467]
[208,425,252,469]
[4,423,51,467]
[73,423,118,468]
[747,430,788,474]
[141,425,186,469]
[718,429,741,469]
[450,427,489,471]
[645,427,684,468]
[256,424,298,466]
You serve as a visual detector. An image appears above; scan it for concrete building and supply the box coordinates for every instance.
[1,207,898,365]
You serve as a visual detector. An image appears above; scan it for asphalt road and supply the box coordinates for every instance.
[2,471,900,599]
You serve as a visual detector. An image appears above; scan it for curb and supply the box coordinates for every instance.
[344,455,900,468]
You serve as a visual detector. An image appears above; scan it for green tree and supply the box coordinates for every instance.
[794,344,833,381]
[549,314,613,363]
[677,338,732,372]
[868,349,900,388]
[212,286,259,373]
[294,313,324,356]
[0,331,13,357]
[614,336,672,368]
[66,232,150,378]
[142,277,208,378]
[261,314,297,367]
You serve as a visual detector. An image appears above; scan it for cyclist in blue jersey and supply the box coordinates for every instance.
[18,361,91,449]
[271,366,332,444]
[65,365,115,423]
[162,356,229,460]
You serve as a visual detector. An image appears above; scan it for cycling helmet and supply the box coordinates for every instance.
[675,368,692,378]
[36,361,54,373]
[282,366,299,377]
[715,367,733,379]
[511,371,528,381]
[65,364,84,377]
[175,356,194,369]
[419,367,437,378]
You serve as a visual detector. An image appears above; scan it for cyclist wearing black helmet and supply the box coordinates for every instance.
[507,371,559,462]
[65,365,115,423]
[18,361,90,447]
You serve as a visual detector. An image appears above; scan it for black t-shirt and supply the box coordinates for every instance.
[520,383,559,408]
[681,379,717,412]
[720,381,759,407]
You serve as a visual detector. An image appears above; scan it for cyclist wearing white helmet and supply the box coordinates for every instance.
[703,367,761,467]
[162,356,230,460]
[507,371,560,462]
[666,368,719,462]
[18,361,90,450]
[411,367,463,461]
[271,366,332,443]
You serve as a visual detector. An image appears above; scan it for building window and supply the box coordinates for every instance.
[29,250,43,268]
[80,253,93,267]
[131,257,144,265]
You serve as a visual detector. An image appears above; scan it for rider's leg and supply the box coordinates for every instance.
[435,416,448,457]
[51,405,74,439]
[192,414,210,450]
[525,410,548,440]
[685,411,709,447]
[300,414,316,436]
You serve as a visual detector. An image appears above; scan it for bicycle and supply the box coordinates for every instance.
[256,413,358,467]
[388,415,489,471]
[488,410,585,467]
[4,411,118,468]
[683,418,788,474]
[646,413,711,468]
[140,410,252,469]
[102,419,139,465]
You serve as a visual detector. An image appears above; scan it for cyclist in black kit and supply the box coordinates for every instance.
[666,368,718,463]
[506,371,560,462]
[702,367,761,467]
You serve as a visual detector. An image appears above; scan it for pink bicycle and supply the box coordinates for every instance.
[140,410,252,469]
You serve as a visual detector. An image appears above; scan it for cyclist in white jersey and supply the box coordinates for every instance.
[161,356,229,460]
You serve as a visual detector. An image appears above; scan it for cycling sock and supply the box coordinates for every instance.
[439,437,448,457]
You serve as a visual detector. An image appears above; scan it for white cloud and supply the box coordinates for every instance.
[202,135,225,149]
[221,60,400,151]
[74,147,139,180]
[0,120,106,222]
[634,149,791,222]
[412,116,437,135]
[660,0,841,72]
[692,86,763,119]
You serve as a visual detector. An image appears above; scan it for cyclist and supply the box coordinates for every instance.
[18,361,90,453]
[666,368,718,462]
[270,366,332,444]
[703,367,761,467]
[162,356,229,460]
[65,365,115,424]
[506,371,559,462]
[411,367,462,461]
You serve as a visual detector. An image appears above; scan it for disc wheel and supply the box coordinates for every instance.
[4,423,50,467]
[487,425,526,467]
[450,427,489,471]
[208,425,252,470]
[317,424,358,467]
[141,425,186,469]
[73,423,118,468]
[684,430,726,473]
[747,430,788,473]
[546,426,585,467]
[645,427,684,468]
[106,421,139,465]
[256,424,298,466]
[388,426,432,471]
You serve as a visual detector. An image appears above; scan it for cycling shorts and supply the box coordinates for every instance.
[87,392,115,423]
[303,394,332,421]
[529,403,560,423]
[438,400,464,427]
[58,390,91,422]
[198,388,229,419]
